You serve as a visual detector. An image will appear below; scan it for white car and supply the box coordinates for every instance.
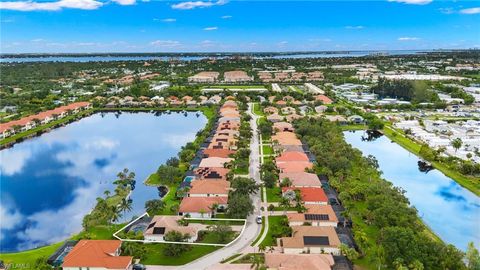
[256,215,262,224]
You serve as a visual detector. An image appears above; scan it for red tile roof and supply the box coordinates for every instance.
[179,196,228,213]
[276,151,310,163]
[203,149,236,158]
[62,240,132,269]
[282,187,328,203]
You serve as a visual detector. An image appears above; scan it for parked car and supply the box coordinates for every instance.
[256,215,262,224]
[133,264,146,270]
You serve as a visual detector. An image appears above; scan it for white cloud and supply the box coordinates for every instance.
[171,0,227,10]
[460,7,480,14]
[31,38,45,42]
[221,15,232,19]
[150,40,182,47]
[0,0,104,11]
[203,26,218,31]
[398,37,420,41]
[388,0,432,5]
[0,204,23,231]
[161,18,177,22]
[0,148,32,176]
[345,25,364,29]
[112,0,136,5]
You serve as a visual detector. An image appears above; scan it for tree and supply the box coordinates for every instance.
[232,177,259,195]
[466,242,480,270]
[118,198,133,217]
[451,138,463,153]
[340,243,359,261]
[227,193,254,218]
[163,231,192,257]
[250,254,265,270]
[208,224,233,244]
[280,177,292,187]
[121,242,147,260]
[145,199,165,215]
[166,157,180,167]
[157,164,182,185]
[279,196,291,214]
[261,171,277,188]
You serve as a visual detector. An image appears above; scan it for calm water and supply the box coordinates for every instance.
[0,111,206,252]
[344,131,480,251]
[0,50,427,63]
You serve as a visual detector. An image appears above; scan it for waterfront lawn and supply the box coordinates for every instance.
[145,173,161,185]
[0,242,63,267]
[266,187,282,202]
[141,243,219,265]
[158,185,180,215]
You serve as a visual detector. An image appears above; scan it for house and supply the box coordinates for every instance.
[325,115,347,124]
[144,215,201,242]
[348,115,364,124]
[267,114,284,123]
[188,180,230,197]
[203,149,235,158]
[276,151,310,163]
[273,122,294,133]
[62,240,132,270]
[287,205,338,227]
[188,71,220,83]
[282,187,328,205]
[198,157,233,168]
[276,100,287,107]
[224,71,253,83]
[278,226,341,255]
[315,105,328,114]
[179,196,228,218]
[315,95,333,104]
[279,172,321,187]
[194,167,230,180]
[264,106,279,115]
[277,161,314,173]
[285,114,302,122]
[264,253,334,270]
[281,107,296,115]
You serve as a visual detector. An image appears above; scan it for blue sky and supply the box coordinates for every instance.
[1,0,479,53]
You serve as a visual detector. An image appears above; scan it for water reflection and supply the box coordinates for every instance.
[0,111,206,252]
[344,131,480,251]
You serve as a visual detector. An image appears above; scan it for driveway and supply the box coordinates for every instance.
[172,103,263,270]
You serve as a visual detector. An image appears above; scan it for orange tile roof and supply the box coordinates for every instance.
[203,149,236,158]
[315,95,333,104]
[282,187,328,203]
[62,240,132,269]
[277,161,313,173]
[279,172,321,187]
[265,253,334,270]
[198,157,233,168]
[189,180,230,195]
[179,196,228,213]
[276,151,310,162]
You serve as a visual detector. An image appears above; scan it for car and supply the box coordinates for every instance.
[256,215,262,224]
[133,264,146,270]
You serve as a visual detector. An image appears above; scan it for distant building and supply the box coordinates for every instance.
[224,71,253,83]
[188,71,220,83]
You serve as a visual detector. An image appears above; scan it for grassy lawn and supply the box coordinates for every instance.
[259,216,286,246]
[232,253,265,264]
[253,103,265,117]
[263,156,273,163]
[141,243,219,265]
[262,145,273,155]
[383,126,480,196]
[234,166,249,175]
[266,187,282,202]
[198,231,238,244]
[145,173,161,185]
[0,224,125,267]
[341,124,367,131]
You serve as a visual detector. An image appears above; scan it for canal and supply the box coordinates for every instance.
[344,131,480,251]
[0,111,206,252]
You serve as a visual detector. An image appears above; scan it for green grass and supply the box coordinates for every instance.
[259,215,286,246]
[198,231,238,244]
[141,243,220,265]
[221,253,242,263]
[262,145,273,155]
[341,124,367,131]
[145,173,161,185]
[0,224,125,267]
[231,253,265,264]
[383,126,480,196]
[234,166,249,175]
[205,85,266,89]
[252,103,265,117]
[266,187,282,202]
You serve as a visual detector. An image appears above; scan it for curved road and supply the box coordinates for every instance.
[176,103,263,270]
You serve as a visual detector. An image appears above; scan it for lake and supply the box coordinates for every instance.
[0,111,206,252]
[0,50,428,63]
[344,131,480,251]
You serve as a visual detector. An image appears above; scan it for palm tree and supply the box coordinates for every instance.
[250,254,263,270]
[110,207,122,223]
[104,190,111,198]
[451,138,463,153]
[258,244,266,253]
[279,197,291,215]
[118,198,133,217]
[209,203,219,216]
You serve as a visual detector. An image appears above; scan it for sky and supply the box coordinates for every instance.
[0,0,479,53]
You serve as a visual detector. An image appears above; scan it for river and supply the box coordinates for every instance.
[344,131,480,251]
[0,111,206,252]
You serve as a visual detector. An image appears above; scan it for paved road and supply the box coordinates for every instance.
[173,103,263,270]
